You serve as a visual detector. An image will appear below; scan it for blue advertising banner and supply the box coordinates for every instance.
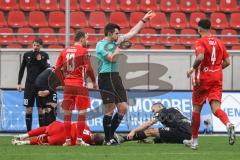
[0,90,213,133]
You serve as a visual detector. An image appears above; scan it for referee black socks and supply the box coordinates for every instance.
[133,131,147,140]
[110,113,124,139]
[38,114,44,127]
[25,113,32,131]
[103,115,112,142]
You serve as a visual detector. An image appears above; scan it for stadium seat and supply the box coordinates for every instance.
[7,43,22,48]
[29,11,48,28]
[49,11,65,28]
[70,11,88,28]
[230,13,240,29]
[120,0,138,12]
[80,0,99,11]
[170,12,188,29]
[81,28,98,45]
[189,12,207,28]
[160,0,178,12]
[221,29,239,45]
[0,0,19,11]
[179,29,198,46]
[200,0,218,12]
[180,0,198,13]
[150,45,165,49]
[48,44,64,48]
[0,11,7,27]
[58,28,74,45]
[17,27,35,45]
[131,44,145,49]
[130,12,150,28]
[220,0,239,12]
[139,28,158,46]
[39,0,59,11]
[210,29,217,36]
[171,45,186,49]
[100,0,119,12]
[0,28,16,45]
[159,29,178,46]
[232,45,240,50]
[139,0,159,12]
[120,28,139,44]
[109,12,129,28]
[89,11,107,28]
[60,0,80,11]
[8,11,27,27]
[149,12,169,29]
[210,12,228,29]
[19,0,39,11]
[38,28,57,44]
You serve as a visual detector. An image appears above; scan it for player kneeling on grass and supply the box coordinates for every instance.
[122,103,191,144]
[12,121,104,146]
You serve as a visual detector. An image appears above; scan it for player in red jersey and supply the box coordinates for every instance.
[184,19,235,150]
[55,30,97,146]
[12,121,104,146]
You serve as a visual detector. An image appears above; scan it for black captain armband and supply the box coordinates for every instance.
[141,19,146,23]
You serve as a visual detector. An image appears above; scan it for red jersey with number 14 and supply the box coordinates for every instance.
[194,36,229,85]
[55,44,89,86]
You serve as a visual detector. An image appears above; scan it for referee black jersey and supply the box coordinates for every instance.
[154,107,191,134]
[18,50,49,85]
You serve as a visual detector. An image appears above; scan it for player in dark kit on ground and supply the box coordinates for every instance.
[35,66,61,126]
[17,38,50,131]
[122,103,191,144]
[185,19,235,150]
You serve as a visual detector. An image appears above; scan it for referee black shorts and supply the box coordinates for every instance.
[24,83,39,107]
[98,72,127,104]
[154,127,191,144]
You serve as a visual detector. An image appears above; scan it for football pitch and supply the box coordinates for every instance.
[0,136,239,160]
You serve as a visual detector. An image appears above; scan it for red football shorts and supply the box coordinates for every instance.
[45,121,66,145]
[192,84,222,105]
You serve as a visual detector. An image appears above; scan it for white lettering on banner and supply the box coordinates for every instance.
[171,99,181,110]
[142,99,152,112]
[212,93,240,132]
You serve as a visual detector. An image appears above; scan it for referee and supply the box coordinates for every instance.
[95,11,155,145]
[17,38,50,131]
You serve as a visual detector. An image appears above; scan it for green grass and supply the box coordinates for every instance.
[0,136,240,160]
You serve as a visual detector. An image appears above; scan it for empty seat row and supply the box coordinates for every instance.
[1,11,240,29]
[0,0,239,13]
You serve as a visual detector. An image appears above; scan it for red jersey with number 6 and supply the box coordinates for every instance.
[55,44,89,86]
[194,36,229,85]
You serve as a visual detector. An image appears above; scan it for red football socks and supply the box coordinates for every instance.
[77,115,86,139]
[192,112,200,138]
[214,109,230,126]
[28,126,46,137]
[64,114,72,139]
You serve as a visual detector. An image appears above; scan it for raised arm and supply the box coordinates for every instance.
[17,55,27,91]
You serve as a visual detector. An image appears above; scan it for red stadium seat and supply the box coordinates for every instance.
[130,12,150,28]
[120,0,138,12]
[189,12,207,28]
[29,11,48,28]
[210,29,217,36]
[8,11,27,27]
[0,28,16,45]
[70,11,88,28]
[49,11,65,28]
[160,0,178,12]
[139,28,158,46]
[179,29,198,46]
[232,45,240,50]
[150,45,165,49]
[7,43,22,48]
[210,12,228,29]
[0,0,18,11]
[80,0,99,11]
[19,0,39,11]
[220,0,239,12]
[120,28,139,44]
[139,0,158,12]
[171,45,186,49]
[81,28,98,45]
[221,29,239,45]
[159,29,178,46]
[109,12,129,28]
[149,12,169,29]
[0,11,7,27]
[89,11,107,28]
[170,12,188,29]
[39,0,59,11]
[58,28,74,45]
[200,0,218,12]
[38,28,57,44]
[180,0,198,13]
[131,44,145,49]
[60,0,80,11]
[100,0,119,12]
[230,13,240,29]
[48,44,64,48]
[17,27,35,45]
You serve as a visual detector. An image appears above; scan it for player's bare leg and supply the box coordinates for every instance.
[76,109,89,146]
[210,100,235,145]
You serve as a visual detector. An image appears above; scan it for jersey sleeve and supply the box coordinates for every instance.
[55,51,65,86]
[195,40,205,56]
[220,41,229,59]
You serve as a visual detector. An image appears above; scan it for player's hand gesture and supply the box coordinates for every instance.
[142,10,156,22]
[17,84,22,92]
[187,68,194,78]
[127,131,135,140]
[92,82,98,89]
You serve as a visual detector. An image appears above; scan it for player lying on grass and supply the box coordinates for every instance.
[12,121,104,146]
[120,103,191,144]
